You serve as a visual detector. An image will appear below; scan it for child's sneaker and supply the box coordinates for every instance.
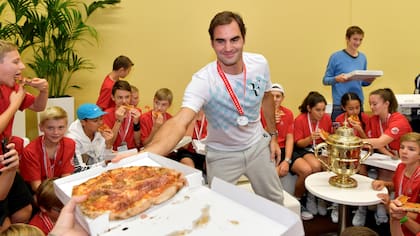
[329,203,338,223]
[375,204,388,225]
[317,198,327,216]
[306,193,318,215]
[301,205,314,221]
[352,206,367,226]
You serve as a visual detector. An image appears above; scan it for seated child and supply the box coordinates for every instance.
[29,178,64,235]
[372,132,420,236]
[140,88,173,146]
[67,103,113,172]
[20,106,75,192]
[103,80,141,151]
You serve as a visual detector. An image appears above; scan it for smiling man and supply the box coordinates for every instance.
[322,26,376,121]
[144,11,284,206]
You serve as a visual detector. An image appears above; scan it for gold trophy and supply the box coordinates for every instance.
[314,123,373,188]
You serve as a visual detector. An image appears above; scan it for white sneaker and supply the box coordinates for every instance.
[375,204,388,225]
[330,205,338,223]
[301,205,314,221]
[306,193,318,215]
[317,198,327,216]
[352,207,367,226]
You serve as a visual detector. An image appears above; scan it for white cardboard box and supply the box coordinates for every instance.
[54,152,303,236]
[345,70,383,81]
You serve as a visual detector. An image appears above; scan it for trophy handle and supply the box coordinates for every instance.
[314,142,330,170]
[360,142,373,162]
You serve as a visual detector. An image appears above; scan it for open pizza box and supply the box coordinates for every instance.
[54,152,303,235]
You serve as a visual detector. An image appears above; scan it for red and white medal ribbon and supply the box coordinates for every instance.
[216,62,248,126]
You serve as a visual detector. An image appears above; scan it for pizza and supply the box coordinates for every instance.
[121,104,135,111]
[97,124,110,132]
[152,111,162,119]
[319,129,329,140]
[348,115,360,123]
[397,195,420,213]
[72,166,185,220]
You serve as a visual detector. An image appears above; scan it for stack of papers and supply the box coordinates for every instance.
[345,70,383,81]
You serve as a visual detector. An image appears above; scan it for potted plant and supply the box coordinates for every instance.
[0,0,121,98]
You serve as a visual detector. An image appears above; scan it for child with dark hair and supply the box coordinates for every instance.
[29,178,63,235]
[365,88,413,225]
[293,91,332,220]
[103,80,141,151]
[96,55,134,110]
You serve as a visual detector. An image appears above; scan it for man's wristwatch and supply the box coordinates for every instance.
[268,130,278,137]
[284,158,292,164]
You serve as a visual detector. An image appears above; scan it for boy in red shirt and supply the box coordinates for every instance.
[96,55,134,110]
[140,88,173,146]
[103,80,141,151]
[20,106,75,192]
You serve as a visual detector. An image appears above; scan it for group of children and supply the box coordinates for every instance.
[263,82,420,235]
[0,46,208,235]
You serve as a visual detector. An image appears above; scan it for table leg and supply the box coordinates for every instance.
[338,204,347,235]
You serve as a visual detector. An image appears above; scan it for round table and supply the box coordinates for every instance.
[305,172,388,234]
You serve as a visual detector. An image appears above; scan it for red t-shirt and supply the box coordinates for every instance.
[335,112,370,137]
[368,112,412,151]
[139,110,172,144]
[393,164,420,236]
[103,107,137,150]
[20,136,75,182]
[294,113,332,144]
[261,106,294,148]
[96,75,116,110]
[0,84,35,138]
[30,212,54,235]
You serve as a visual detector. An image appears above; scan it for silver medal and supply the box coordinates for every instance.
[237,115,249,126]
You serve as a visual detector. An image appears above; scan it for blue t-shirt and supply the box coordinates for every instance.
[322,50,371,105]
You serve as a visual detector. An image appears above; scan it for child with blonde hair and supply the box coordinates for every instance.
[372,132,420,236]
[20,106,75,192]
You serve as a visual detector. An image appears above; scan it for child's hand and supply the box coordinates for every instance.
[389,199,406,220]
[377,193,390,205]
[9,86,25,107]
[115,106,127,122]
[372,180,385,190]
[28,78,48,93]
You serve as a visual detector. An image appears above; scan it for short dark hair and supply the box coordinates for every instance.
[112,80,131,95]
[208,11,246,41]
[346,26,364,39]
[112,55,134,71]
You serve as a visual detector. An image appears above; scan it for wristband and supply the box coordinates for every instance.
[400,215,408,224]
[133,123,140,131]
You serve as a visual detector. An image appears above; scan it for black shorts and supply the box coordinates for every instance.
[0,173,32,225]
[175,149,206,172]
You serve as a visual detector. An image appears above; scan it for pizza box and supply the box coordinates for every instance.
[101,177,303,236]
[344,70,383,81]
[54,152,204,235]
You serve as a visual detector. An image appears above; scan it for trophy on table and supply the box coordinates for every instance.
[315,123,373,188]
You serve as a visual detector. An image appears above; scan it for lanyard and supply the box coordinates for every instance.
[194,115,206,141]
[307,113,319,148]
[118,113,132,142]
[379,113,391,150]
[399,166,420,196]
[39,212,54,232]
[216,62,247,116]
[42,136,59,178]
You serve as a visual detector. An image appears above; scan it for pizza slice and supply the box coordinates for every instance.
[121,104,135,111]
[319,129,329,140]
[98,124,110,132]
[397,195,420,213]
[348,115,360,123]
[152,111,162,119]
